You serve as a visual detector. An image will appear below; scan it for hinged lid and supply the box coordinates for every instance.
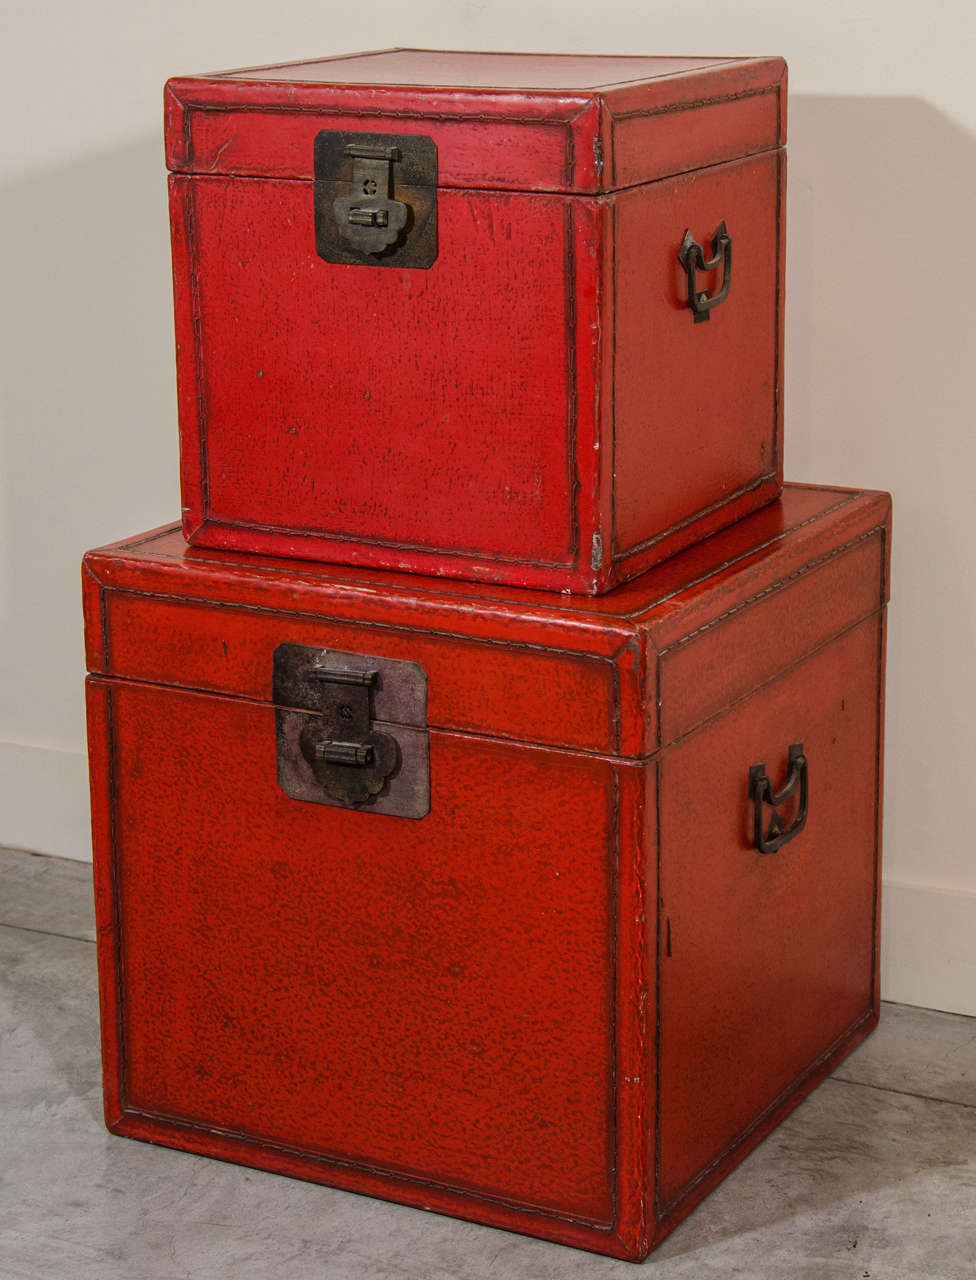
[83,486,888,760]
[165,48,787,193]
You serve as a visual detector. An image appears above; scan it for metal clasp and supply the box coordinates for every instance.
[274,644,429,818]
[679,221,732,323]
[313,130,438,270]
[302,666,396,793]
[332,143,409,254]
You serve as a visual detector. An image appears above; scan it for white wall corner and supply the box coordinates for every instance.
[0,741,92,862]
[881,879,976,1018]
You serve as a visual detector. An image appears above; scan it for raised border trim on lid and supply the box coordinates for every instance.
[164,51,786,192]
[81,486,889,761]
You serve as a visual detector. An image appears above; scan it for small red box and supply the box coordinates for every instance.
[166,49,787,593]
[83,484,888,1260]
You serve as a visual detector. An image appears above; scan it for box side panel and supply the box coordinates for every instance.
[608,63,785,189]
[604,475,783,594]
[178,174,581,573]
[650,998,876,1250]
[658,529,886,746]
[655,613,884,1211]
[97,676,619,1224]
[612,149,782,567]
[641,488,891,649]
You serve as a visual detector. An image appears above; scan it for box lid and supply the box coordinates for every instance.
[83,485,888,759]
[165,48,787,193]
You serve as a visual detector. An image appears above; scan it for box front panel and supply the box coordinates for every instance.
[612,149,783,559]
[175,174,587,569]
[100,678,617,1224]
[656,615,883,1210]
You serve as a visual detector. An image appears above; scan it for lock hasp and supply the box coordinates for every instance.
[273,643,430,818]
[314,131,438,269]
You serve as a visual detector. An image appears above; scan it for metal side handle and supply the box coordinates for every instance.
[749,743,809,854]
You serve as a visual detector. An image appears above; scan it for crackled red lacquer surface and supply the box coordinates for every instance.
[167,49,787,592]
[84,485,889,1259]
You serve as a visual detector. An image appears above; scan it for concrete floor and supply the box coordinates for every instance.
[1,847,974,1280]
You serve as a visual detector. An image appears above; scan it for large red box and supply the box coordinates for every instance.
[166,49,787,593]
[83,484,888,1260]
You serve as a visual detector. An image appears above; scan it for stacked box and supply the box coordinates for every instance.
[83,49,890,1262]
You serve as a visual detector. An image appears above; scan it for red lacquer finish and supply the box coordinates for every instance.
[83,484,890,1260]
[166,49,787,592]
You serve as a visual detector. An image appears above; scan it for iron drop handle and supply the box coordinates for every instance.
[749,743,809,854]
[679,221,732,323]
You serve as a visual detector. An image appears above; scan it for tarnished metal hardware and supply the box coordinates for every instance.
[274,644,429,818]
[749,743,809,854]
[678,221,732,323]
[298,665,398,804]
[314,131,438,269]
[332,143,409,253]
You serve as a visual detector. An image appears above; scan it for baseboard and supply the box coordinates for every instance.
[0,741,92,862]
[881,879,976,1017]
